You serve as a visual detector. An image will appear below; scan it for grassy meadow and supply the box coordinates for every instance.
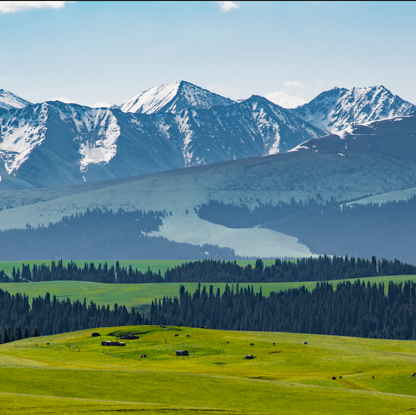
[1,275,416,313]
[0,325,416,414]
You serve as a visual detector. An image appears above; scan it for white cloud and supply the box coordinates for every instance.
[216,1,240,12]
[92,102,111,108]
[0,77,7,81]
[265,91,307,109]
[207,84,239,98]
[0,1,72,14]
[283,80,308,89]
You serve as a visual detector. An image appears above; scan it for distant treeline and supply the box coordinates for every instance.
[4,256,416,284]
[163,256,416,283]
[149,281,416,340]
[0,289,143,343]
[0,208,239,261]
[197,196,416,264]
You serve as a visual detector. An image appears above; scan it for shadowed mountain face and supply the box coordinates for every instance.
[0,97,324,189]
[291,86,416,133]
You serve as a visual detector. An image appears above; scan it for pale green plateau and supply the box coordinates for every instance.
[0,325,416,414]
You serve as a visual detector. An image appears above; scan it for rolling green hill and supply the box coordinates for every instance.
[0,325,416,414]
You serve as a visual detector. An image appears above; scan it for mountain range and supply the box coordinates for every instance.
[1,81,414,189]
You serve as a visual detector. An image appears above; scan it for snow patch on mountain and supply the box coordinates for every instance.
[0,102,49,174]
[0,89,31,110]
[293,85,416,133]
[78,110,120,172]
[147,211,314,258]
[120,81,234,114]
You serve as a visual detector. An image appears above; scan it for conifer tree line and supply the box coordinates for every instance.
[3,256,416,284]
[149,281,416,340]
[0,289,143,343]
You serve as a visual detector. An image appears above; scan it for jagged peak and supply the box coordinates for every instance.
[120,81,234,114]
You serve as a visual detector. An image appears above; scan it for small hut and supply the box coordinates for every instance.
[101,340,125,346]
[176,350,189,356]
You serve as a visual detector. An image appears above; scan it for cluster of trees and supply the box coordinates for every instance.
[149,280,416,340]
[0,208,239,261]
[0,289,144,342]
[5,256,416,284]
[197,196,416,264]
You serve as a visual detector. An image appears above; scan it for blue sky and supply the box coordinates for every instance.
[1,1,415,108]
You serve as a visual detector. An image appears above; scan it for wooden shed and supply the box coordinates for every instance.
[176,350,189,356]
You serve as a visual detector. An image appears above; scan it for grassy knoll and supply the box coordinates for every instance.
[1,274,416,312]
[0,326,416,414]
[0,259,278,276]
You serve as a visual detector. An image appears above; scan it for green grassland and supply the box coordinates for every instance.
[1,275,416,313]
[0,259,278,276]
[0,326,416,414]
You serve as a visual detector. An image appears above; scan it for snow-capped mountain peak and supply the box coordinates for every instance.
[0,89,32,111]
[120,80,234,114]
[292,85,416,133]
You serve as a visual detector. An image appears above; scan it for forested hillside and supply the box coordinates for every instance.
[0,290,143,343]
[0,208,238,261]
[197,196,416,263]
[150,281,416,340]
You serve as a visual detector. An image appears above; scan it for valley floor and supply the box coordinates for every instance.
[0,326,416,414]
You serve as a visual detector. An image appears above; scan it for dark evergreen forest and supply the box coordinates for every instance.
[0,208,238,261]
[4,256,416,284]
[149,281,416,340]
[0,289,143,343]
[196,196,416,264]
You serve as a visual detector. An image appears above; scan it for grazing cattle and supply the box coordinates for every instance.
[140,354,147,358]
[273,343,275,346]
[372,376,375,379]
[226,341,229,344]
[412,373,415,377]
[339,376,343,379]
[175,334,179,337]
[332,377,336,380]
[187,335,190,337]
[250,343,254,346]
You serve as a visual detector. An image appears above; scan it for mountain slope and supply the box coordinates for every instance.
[120,81,234,114]
[0,116,415,227]
[0,89,31,110]
[0,115,415,258]
[292,85,416,133]
[0,98,324,188]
